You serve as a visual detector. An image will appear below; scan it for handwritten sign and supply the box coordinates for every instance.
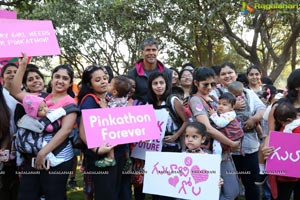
[131,109,168,160]
[266,131,300,178]
[143,152,221,200]
[0,19,60,57]
[0,10,17,19]
[81,105,160,148]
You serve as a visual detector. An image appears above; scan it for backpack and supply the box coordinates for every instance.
[218,118,244,141]
[15,103,80,156]
[71,94,101,149]
[165,94,183,128]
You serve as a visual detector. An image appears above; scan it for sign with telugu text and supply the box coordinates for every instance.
[143,152,221,200]
[0,19,60,57]
[0,10,17,19]
[131,109,168,160]
[81,105,160,148]
[266,131,300,178]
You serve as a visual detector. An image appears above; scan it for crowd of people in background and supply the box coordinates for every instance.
[0,37,299,200]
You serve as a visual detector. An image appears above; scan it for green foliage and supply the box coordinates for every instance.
[4,0,300,81]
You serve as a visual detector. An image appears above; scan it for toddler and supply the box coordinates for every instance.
[95,75,131,168]
[22,94,65,167]
[184,121,224,190]
[185,121,208,153]
[228,81,264,139]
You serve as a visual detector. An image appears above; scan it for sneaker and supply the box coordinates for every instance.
[40,195,46,200]
[95,157,116,168]
[123,158,132,171]
[68,179,78,190]
[255,174,268,185]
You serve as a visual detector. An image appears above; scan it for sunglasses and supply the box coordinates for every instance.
[201,82,217,88]
[85,65,104,73]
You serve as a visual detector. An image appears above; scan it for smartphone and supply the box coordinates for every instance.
[31,157,50,170]
[0,150,9,162]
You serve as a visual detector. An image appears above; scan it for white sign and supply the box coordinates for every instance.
[143,152,221,200]
[131,109,168,160]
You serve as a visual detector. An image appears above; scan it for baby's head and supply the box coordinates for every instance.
[274,101,297,126]
[108,75,131,98]
[23,94,48,118]
[217,92,236,114]
[228,81,244,97]
[185,121,207,150]
[171,86,184,100]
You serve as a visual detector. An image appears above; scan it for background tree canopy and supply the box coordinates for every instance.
[2,0,300,82]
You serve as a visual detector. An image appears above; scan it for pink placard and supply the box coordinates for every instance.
[0,19,60,57]
[81,105,160,148]
[266,131,300,178]
[0,10,17,19]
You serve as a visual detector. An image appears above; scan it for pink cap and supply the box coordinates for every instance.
[23,94,45,118]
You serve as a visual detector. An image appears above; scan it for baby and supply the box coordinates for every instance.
[208,92,244,153]
[95,75,132,168]
[228,81,264,139]
[22,94,65,167]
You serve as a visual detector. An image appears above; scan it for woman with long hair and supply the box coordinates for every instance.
[217,62,265,200]
[262,69,300,200]
[11,54,78,200]
[78,65,124,200]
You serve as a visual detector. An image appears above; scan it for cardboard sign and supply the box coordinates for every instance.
[81,105,160,148]
[131,109,168,160]
[0,10,17,19]
[143,152,221,200]
[0,19,60,57]
[266,131,300,178]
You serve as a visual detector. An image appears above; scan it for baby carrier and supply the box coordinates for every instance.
[15,103,80,156]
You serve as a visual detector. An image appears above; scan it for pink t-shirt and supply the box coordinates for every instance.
[44,93,75,109]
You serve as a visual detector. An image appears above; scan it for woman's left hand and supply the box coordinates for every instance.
[243,117,256,130]
[35,150,47,170]
[218,177,224,189]
[163,135,177,143]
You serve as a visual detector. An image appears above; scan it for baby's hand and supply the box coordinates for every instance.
[208,108,215,116]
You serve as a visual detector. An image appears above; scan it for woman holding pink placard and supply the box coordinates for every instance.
[78,65,127,200]
[262,69,300,200]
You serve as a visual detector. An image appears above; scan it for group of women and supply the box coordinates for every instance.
[0,53,299,200]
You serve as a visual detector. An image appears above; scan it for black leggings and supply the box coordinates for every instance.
[277,181,300,200]
[0,162,19,200]
[18,158,73,200]
[91,154,126,200]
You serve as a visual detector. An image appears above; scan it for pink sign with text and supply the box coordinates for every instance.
[266,131,300,178]
[0,10,17,19]
[81,105,160,148]
[0,19,60,57]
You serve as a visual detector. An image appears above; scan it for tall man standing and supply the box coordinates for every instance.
[127,38,173,200]
[128,38,173,104]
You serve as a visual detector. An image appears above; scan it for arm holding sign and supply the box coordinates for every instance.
[79,117,114,155]
[10,52,29,101]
